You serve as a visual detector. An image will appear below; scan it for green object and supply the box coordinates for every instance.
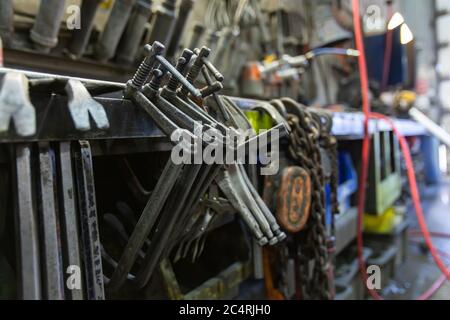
[366,131,402,215]
[160,259,251,300]
[244,111,274,132]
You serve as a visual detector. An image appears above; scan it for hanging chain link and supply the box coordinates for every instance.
[271,98,338,300]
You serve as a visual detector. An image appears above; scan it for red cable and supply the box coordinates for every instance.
[409,239,450,260]
[371,112,450,281]
[408,239,449,300]
[417,274,447,300]
[352,0,449,300]
[381,3,394,91]
[409,231,450,239]
[363,112,450,300]
[436,249,450,261]
[352,0,383,301]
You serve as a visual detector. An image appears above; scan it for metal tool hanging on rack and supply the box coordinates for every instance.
[102,41,287,293]
[30,0,66,53]
[65,79,110,131]
[144,0,178,47]
[68,0,102,59]
[116,0,154,65]
[164,94,288,264]
[13,141,103,300]
[0,0,14,47]
[105,41,219,292]
[0,71,111,134]
[95,0,137,62]
[165,57,288,255]
[166,0,195,60]
[0,72,36,137]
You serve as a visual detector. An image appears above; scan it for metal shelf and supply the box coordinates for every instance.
[332,112,428,139]
[0,44,428,155]
[0,73,427,146]
[4,48,134,82]
[0,92,165,144]
[230,97,428,139]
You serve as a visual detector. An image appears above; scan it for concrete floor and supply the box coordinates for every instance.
[384,178,450,300]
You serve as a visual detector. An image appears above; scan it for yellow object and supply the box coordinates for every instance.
[100,0,113,9]
[394,90,417,112]
[364,207,403,234]
[263,54,278,64]
[245,111,273,132]
[397,90,416,103]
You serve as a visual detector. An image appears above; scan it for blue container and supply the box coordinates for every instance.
[337,152,358,213]
[421,136,441,185]
[326,152,358,226]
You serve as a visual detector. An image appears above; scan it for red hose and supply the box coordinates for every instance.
[371,112,450,281]
[351,0,383,300]
[360,112,450,300]
[352,0,449,300]
[381,2,394,90]
[408,239,449,300]
[417,274,447,300]
[409,231,450,239]
[409,239,450,260]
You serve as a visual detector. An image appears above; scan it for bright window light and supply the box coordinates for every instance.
[439,144,448,174]
[387,12,405,30]
[400,23,414,44]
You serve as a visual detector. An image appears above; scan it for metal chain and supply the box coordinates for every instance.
[272,98,337,300]
[313,111,339,217]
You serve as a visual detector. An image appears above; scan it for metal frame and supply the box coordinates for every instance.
[366,130,402,216]
[13,144,41,299]
[12,141,97,300]
[58,142,84,300]
[0,93,164,144]
[37,142,65,299]
[4,48,134,82]
[73,141,105,299]
[0,69,426,146]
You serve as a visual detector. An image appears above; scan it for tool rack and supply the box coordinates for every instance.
[0,84,427,149]
[0,65,429,300]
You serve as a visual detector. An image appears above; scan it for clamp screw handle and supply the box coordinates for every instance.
[167,49,194,91]
[131,42,165,88]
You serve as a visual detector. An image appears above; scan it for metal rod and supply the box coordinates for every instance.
[95,0,137,62]
[106,159,183,292]
[58,142,84,300]
[30,0,67,53]
[133,90,181,136]
[187,23,205,50]
[0,0,14,47]
[0,67,126,90]
[74,141,105,300]
[38,142,65,300]
[409,107,450,148]
[116,1,153,65]
[135,164,203,287]
[166,0,194,59]
[145,0,178,47]
[68,0,102,58]
[14,145,42,300]
[201,66,229,121]
[205,31,220,56]
[156,54,202,98]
